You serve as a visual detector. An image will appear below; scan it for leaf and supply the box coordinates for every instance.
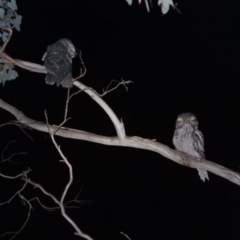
[125,0,132,5]
[0,0,7,5]
[160,0,174,14]
[144,0,150,12]
[2,31,8,42]
[3,63,11,70]
[0,21,6,27]
[0,67,18,86]
[0,69,9,85]
[7,68,18,80]
[12,14,22,31]
[0,8,5,19]
[0,57,6,62]
[7,0,17,11]
[3,12,12,27]
[0,57,5,63]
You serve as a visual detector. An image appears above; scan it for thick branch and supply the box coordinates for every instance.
[0,52,46,73]
[0,98,240,186]
[73,81,126,140]
[0,53,126,139]
[0,53,239,185]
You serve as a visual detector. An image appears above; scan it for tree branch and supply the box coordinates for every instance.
[120,231,132,240]
[0,52,46,73]
[0,98,240,186]
[1,139,28,163]
[74,81,126,140]
[0,168,31,180]
[1,53,240,186]
[0,53,126,139]
[22,177,93,240]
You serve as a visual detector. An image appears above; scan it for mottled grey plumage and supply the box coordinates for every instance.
[173,113,209,182]
[42,39,76,88]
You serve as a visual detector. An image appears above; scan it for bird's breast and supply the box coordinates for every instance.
[173,129,199,157]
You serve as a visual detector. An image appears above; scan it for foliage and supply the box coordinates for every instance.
[0,0,22,33]
[0,0,22,85]
[126,0,174,14]
[0,58,18,85]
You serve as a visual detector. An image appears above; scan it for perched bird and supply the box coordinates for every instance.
[42,38,76,88]
[173,112,209,182]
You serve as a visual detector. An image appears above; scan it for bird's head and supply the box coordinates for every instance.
[58,38,77,58]
[176,112,199,128]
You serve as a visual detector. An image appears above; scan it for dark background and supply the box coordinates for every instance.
[0,0,240,239]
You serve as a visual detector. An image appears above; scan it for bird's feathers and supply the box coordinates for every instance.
[42,38,76,88]
[173,113,209,182]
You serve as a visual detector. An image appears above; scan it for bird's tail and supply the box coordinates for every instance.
[197,169,209,182]
[60,72,73,88]
[45,73,57,85]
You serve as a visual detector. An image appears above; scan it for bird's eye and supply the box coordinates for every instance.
[189,118,195,123]
[177,118,184,123]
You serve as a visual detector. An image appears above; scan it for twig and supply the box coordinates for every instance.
[0,151,27,164]
[1,139,28,163]
[74,50,87,81]
[0,181,28,205]
[172,3,182,14]
[54,117,71,135]
[23,177,60,205]
[64,87,71,121]
[0,169,32,238]
[64,88,84,121]
[27,196,82,211]
[0,168,31,181]
[0,121,33,140]
[64,50,87,121]
[120,231,132,240]
[27,197,58,211]
[1,139,17,159]
[44,112,72,206]
[23,164,93,240]
[65,184,86,206]
[21,111,93,240]
[1,194,33,240]
[101,79,133,97]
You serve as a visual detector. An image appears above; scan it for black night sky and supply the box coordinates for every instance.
[1,0,240,239]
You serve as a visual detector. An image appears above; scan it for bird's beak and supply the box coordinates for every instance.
[69,46,77,57]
